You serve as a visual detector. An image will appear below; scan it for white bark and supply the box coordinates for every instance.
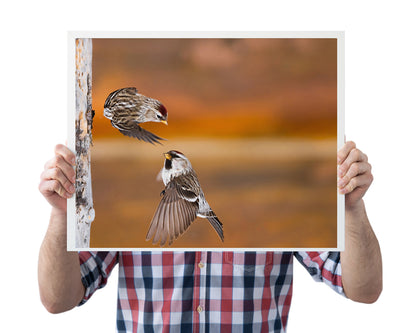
[75,38,95,248]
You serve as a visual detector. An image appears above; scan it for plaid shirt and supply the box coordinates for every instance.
[79,251,343,332]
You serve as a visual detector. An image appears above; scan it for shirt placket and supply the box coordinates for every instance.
[193,251,207,333]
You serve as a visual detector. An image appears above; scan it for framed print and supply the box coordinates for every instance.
[67,31,345,251]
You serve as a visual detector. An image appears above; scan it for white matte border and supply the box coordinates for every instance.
[67,32,76,250]
[337,32,345,251]
[67,31,345,251]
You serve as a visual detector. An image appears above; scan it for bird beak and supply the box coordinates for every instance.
[164,153,172,160]
[161,120,168,125]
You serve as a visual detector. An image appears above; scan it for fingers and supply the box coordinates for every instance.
[338,169,373,195]
[44,145,76,182]
[337,141,373,197]
[337,141,356,164]
[54,144,76,168]
[40,167,75,198]
[39,178,74,199]
[337,141,368,177]
[40,144,76,199]
[338,161,371,192]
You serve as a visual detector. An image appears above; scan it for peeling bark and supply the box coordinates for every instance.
[75,38,95,248]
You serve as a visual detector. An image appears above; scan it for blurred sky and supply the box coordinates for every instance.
[91,38,337,139]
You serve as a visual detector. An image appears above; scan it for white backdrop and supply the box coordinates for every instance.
[1,1,415,332]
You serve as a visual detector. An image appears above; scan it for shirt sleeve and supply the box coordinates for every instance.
[294,251,345,296]
[78,251,119,305]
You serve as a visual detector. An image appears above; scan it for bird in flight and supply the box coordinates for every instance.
[103,87,168,144]
[147,150,224,246]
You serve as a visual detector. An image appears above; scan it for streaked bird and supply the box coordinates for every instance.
[103,87,168,144]
[147,150,224,246]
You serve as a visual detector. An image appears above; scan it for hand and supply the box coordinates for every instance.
[337,141,373,210]
[39,144,76,214]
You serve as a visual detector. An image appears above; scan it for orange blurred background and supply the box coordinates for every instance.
[88,38,338,249]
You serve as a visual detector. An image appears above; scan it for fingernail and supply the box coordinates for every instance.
[69,185,75,192]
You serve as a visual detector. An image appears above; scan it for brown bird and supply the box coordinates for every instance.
[103,87,168,144]
[146,150,224,246]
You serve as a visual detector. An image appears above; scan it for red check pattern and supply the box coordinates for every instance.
[79,251,343,332]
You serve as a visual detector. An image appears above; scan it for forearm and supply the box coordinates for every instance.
[38,208,85,313]
[340,200,382,303]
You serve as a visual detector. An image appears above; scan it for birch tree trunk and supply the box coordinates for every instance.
[75,38,95,248]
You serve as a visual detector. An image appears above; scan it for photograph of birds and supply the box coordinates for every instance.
[146,150,224,246]
[103,87,168,144]
[87,38,338,249]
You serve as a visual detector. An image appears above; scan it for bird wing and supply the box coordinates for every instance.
[173,171,224,242]
[111,120,166,145]
[105,87,137,106]
[174,169,201,200]
[146,180,199,246]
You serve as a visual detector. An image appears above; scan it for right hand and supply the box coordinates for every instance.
[39,144,76,214]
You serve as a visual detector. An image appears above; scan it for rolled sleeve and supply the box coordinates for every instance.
[78,251,119,305]
[295,251,344,296]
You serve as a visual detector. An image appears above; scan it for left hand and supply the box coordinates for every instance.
[337,141,373,210]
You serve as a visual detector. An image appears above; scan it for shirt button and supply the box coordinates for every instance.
[198,262,204,269]
[197,305,203,313]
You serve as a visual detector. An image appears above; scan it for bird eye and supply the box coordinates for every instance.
[157,115,163,119]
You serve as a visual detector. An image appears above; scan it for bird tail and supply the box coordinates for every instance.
[206,211,224,242]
